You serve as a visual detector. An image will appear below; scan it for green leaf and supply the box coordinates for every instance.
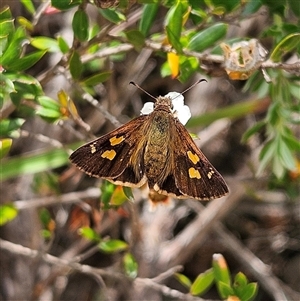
[0,73,16,96]
[257,140,276,175]
[69,50,82,80]
[190,268,214,296]
[99,8,126,24]
[17,16,34,31]
[0,118,25,137]
[273,154,285,179]
[72,9,89,42]
[187,23,228,52]
[8,50,47,71]
[101,181,116,208]
[39,208,52,228]
[51,0,82,10]
[270,33,300,62]
[289,83,300,100]
[82,72,112,86]
[217,281,234,299]
[0,19,15,39]
[282,132,300,151]
[238,282,258,301]
[31,36,60,52]
[0,28,28,66]
[123,252,138,278]
[20,0,36,14]
[123,186,134,202]
[139,3,159,36]
[165,2,184,53]
[187,98,263,128]
[277,137,296,170]
[125,30,145,50]
[178,56,199,82]
[57,36,70,54]
[37,96,60,110]
[242,0,263,15]
[212,254,231,299]
[0,138,12,159]
[234,272,248,288]
[0,148,70,181]
[241,120,266,143]
[79,226,101,241]
[174,273,192,289]
[99,239,128,253]
[0,204,18,226]
[36,107,62,120]
[0,6,13,21]
[109,186,128,206]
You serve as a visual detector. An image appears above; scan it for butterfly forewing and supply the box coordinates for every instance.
[171,120,228,200]
[70,115,147,186]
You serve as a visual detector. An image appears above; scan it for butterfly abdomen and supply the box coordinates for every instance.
[143,110,172,188]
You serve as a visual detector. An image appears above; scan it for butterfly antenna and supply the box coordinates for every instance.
[181,78,207,95]
[130,81,157,101]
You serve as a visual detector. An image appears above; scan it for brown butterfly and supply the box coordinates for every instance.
[70,81,229,200]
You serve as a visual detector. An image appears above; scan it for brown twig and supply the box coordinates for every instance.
[0,239,214,301]
[13,187,101,210]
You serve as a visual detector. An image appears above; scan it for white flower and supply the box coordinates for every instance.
[140,92,191,125]
[140,102,154,115]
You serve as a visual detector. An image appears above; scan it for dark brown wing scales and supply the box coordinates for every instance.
[69,115,147,186]
[171,120,229,200]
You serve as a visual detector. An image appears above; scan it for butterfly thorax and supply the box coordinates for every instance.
[143,101,174,188]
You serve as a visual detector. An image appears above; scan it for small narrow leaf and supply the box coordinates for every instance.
[187,23,228,52]
[0,138,13,159]
[139,3,159,36]
[278,138,296,170]
[212,254,232,299]
[0,204,18,226]
[31,37,60,52]
[79,226,101,241]
[190,268,214,296]
[125,30,145,50]
[8,50,47,71]
[69,50,82,80]
[241,121,266,143]
[218,281,235,299]
[0,148,70,181]
[99,239,128,253]
[123,186,134,202]
[72,9,89,42]
[174,273,192,289]
[0,118,25,137]
[123,253,138,278]
[270,33,300,62]
[239,282,258,301]
[99,8,126,23]
[165,2,184,53]
[82,72,112,86]
[110,186,128,206]
[257,140,276,175]
[51,0,81,10]
[20,0,36,14]
[57,36,70,53]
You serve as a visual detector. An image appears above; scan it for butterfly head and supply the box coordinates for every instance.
[141,92,191,125]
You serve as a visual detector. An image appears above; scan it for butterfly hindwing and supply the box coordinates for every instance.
[70,115,147,186]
